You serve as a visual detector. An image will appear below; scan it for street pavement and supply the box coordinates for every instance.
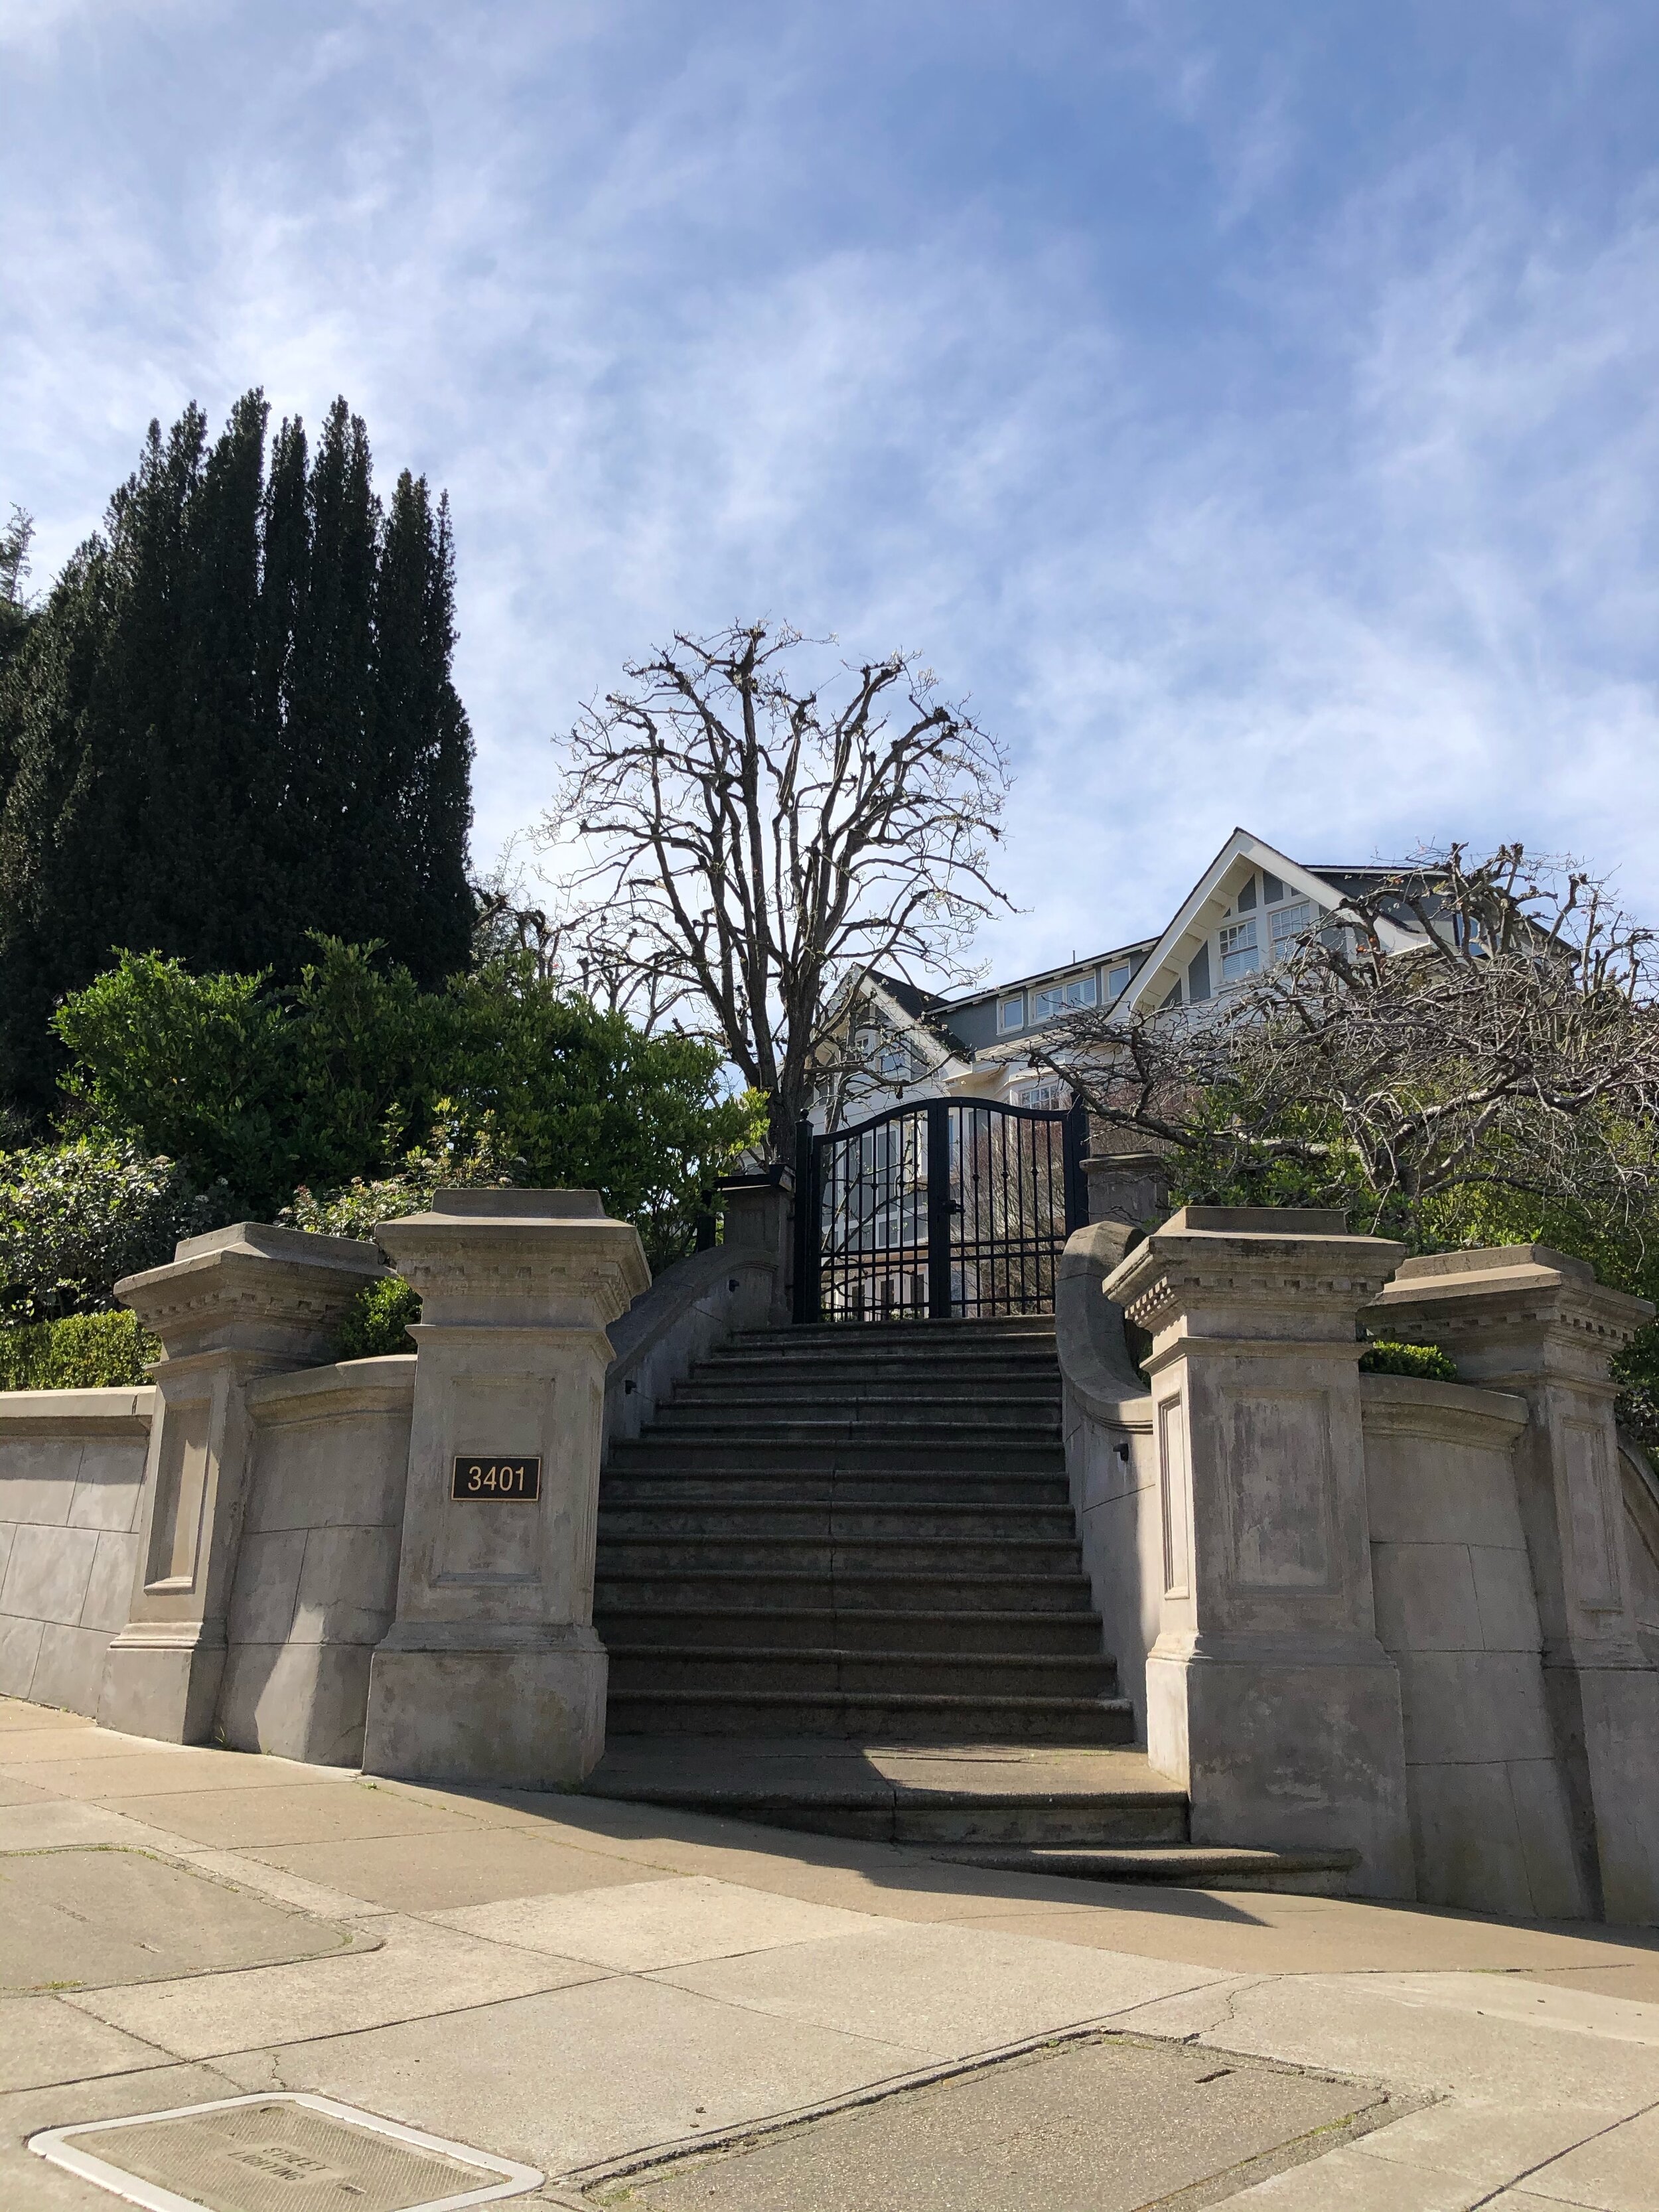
[3,1694,1658,2210]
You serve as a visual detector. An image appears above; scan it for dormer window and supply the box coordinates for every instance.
[1219,919,1260,982]
[1269,900,1312,958]
[1106,962,1132,1000]
[997,994,1025,1031]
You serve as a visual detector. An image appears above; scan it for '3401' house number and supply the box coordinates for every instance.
[451,1457,541,1501]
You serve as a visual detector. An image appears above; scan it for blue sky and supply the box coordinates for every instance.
[5,1,1659,984]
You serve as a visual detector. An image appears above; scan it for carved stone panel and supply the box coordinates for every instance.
[1221,1386,1336,1593]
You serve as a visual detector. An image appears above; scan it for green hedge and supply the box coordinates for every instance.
[334,1276,421,1359]
[1358,1338,1458,1382]
[0,1309,159,1390]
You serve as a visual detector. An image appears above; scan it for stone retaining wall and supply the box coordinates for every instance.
[0,1389,152,1716]
[218,1357,415,1766]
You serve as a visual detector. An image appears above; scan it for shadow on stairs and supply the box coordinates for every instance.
[581,1320,1355,1896]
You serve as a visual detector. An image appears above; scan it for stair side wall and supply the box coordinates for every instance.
[1360,1374,1588,1919]
[1055,1226,1161,1726]
[0,1391,151,1716]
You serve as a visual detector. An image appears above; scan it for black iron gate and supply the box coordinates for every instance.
[793,1097,1087,1323]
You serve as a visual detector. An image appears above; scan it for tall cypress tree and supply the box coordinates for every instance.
[0,392,476,1116]
[367,475,474,984]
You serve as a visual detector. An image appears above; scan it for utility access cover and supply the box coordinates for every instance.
[30,2093,543,2212]
[585,2033,1394,2212]
[0,1846,361,1992]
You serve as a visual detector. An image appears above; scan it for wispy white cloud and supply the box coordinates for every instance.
[3,1,1658,980]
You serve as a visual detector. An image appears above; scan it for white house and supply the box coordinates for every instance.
[826,826,1427,1127]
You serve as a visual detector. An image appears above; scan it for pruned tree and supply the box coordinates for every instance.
[543,623,1011,1158]
[1028,844,1659,1234]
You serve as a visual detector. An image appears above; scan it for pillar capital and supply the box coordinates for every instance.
[117,1222,384,1366]
[374,1189,648,1335]
[1106,1207,1406,1358]
[1368,1244,1652,1398]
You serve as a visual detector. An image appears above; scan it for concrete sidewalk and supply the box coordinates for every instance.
[3,1694,1658,2210]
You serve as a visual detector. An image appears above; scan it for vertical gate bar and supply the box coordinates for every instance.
[792,1116,816,1324]
[927,1100,953,1320]
[1064,1097,1088,1234]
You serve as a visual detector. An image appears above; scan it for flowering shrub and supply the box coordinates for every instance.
[0,1138,231,1321]
[281,1105,521,1241]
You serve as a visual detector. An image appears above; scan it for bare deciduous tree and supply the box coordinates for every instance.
[542,623,1011,1157]
[1030,844,1659,1231]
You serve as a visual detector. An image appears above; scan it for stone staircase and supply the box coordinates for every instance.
[582,1318,1354,1893]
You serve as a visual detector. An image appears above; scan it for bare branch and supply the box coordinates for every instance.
[540,622,1011,1155]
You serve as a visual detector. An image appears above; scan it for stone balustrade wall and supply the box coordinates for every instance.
[0,1390,153,1716]
[0,1181,787,1766]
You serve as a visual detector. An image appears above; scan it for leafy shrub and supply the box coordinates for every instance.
[283,1105,520,1240]
[0,1137,231,1321]
[1613,1322,1659,1451]
[54,940,762,1265]
[333,1276,421,1360]
[0,1309,159,1390]
[1359,1339,1458,1382]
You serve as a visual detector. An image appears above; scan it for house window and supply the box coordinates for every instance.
[1017,1078,1067,1111]
[1031,973,1098,1021]
[997,994,1025,1032]
[878,1041,912,1081]
[1268,900,1312,958]
[1106,963,1132,1000]
[1219,919,1259,982]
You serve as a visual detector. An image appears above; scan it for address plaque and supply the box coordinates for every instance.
[451,1455,541,1501]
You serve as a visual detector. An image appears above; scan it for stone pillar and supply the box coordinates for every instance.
[1370,1245,1659,1924]
[1104,1206,1415,1897]
[362,1189,649,1788]
[1084,1149,1170,1229]
[99,1224,385,1743]
[720,1171,793,1325]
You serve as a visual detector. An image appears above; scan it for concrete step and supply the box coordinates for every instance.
[744,1319,1056,1345]
[605,1647,1119,1699]
[674,1374,1062,1405]
[701,1352,1061,1384]
[593,1606,1108,1654]
[597,1503,1080,1541]
[594,1534,1084,1574]
[604,1688,1137,1743]
[929,1844,1360,1895]
[594,1570,1098,1611]
[605,1440,1066,1475]
[577,1736,1189,1845]
[599,1474,1074,1508]
[650,1404,1061,1436]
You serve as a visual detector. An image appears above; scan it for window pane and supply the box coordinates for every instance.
[1064,974,1098,1007]
[1033,986,1062,1020]
[1107,964,1131,999]
[1269,900,1312,946]
[998,995,1025,1029]
[1219,919,1259,983]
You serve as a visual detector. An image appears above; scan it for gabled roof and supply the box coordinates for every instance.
[1121,828,1422,1015]
[857,972,974,1070]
